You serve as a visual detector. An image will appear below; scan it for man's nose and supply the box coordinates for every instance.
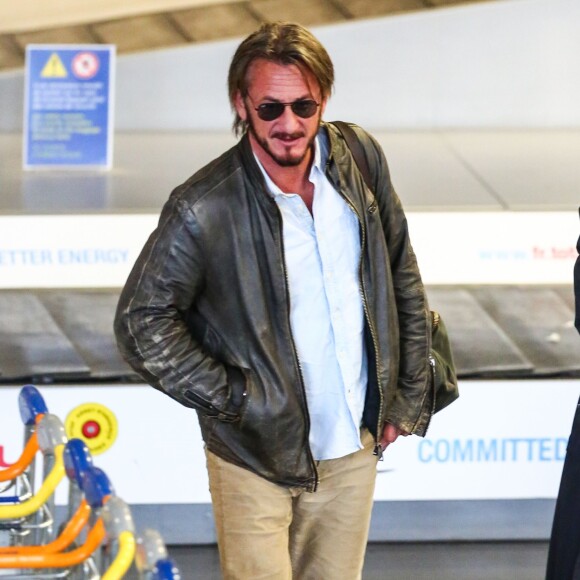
[277,105,302,129]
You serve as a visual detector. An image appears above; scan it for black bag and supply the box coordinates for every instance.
[332,121,459,414]
[429,311,458,412]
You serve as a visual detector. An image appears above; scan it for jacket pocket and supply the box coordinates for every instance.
[184,386,240,423]
[223,364,249,418]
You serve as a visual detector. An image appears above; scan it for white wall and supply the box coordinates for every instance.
[0,0,578,132]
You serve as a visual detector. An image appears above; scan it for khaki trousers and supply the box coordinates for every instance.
[205,429,378,580]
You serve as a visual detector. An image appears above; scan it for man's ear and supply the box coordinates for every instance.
[234,91,248,121]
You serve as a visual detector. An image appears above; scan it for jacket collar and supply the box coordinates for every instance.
[322,122,351,195]
[236,124,351,206]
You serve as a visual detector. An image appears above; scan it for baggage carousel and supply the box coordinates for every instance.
[0,284,578,384]
[1,130,578,383]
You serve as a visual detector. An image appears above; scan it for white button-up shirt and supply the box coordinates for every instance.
[255,132,368,460]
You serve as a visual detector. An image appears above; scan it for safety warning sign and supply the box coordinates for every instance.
[72,52,100,79]
[40,53,68,78]
[23,45,115,169]
[65,402,119,455]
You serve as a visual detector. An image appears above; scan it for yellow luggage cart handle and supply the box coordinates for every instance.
[0,444,65,520]
[0,498,91,555]
[102,530,137,580]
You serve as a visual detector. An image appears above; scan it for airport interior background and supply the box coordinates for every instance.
[0,0,579,578]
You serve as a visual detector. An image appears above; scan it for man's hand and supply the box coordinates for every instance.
[380,422,409,450]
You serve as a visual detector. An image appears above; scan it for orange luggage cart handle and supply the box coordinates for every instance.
[0,414,67,520]
[0,518,105,568]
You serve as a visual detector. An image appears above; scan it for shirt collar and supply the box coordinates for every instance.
[254,128,329,197]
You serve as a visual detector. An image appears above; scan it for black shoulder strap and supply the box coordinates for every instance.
[331,121,373,192]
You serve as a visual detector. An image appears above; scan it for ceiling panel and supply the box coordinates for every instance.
[430,0,489,5]
[336,0,428,18]
[14,26,96,50]
[249,0,348,26]
[0,0,501,71]
[92,14,188,53]
[0,36,23,70]
[1,0,243,34]
[173,3,260,42]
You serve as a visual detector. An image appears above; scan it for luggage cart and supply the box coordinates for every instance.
[0,385,49,507]
[100,496,136,579]
[63,440,94,525]
[149,558,181,580]
[0,467,135,579]
[0,439,98,560]
[135,528,181,580]
[0,414,67,548]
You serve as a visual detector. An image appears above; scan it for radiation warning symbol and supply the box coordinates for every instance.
[65,402,118,455]
[40,53,68,78]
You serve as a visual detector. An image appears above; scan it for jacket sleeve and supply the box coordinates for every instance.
[354,127,431,434]
[114,192,245,421]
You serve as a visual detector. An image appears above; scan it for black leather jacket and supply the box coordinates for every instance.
[114,122,431,491]
[575,207,579,333]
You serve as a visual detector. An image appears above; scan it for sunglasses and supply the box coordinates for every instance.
[253,99,320,121]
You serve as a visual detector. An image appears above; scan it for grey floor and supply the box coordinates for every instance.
[126,541,550,580]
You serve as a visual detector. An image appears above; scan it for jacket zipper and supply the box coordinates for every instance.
[335,185,385,461]
[423,310,438,435]
[273,205,319,492]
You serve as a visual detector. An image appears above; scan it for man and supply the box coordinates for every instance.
[576,212,580,333]
[115,21,431,580]
[545,209,580,579]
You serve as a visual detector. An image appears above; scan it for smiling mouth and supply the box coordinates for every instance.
[273,132,304,143]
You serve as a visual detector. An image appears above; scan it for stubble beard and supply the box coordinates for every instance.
[247,114,320,168]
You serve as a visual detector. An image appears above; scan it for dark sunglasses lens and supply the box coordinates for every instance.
[257,103,285,121]
[291,100,318,118]
[256,100,318,121]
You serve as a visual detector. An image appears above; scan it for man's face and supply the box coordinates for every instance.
[234,59,327,169]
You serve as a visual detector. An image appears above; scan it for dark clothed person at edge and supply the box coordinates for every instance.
[545,209,580,580]
[115,22,431,580]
